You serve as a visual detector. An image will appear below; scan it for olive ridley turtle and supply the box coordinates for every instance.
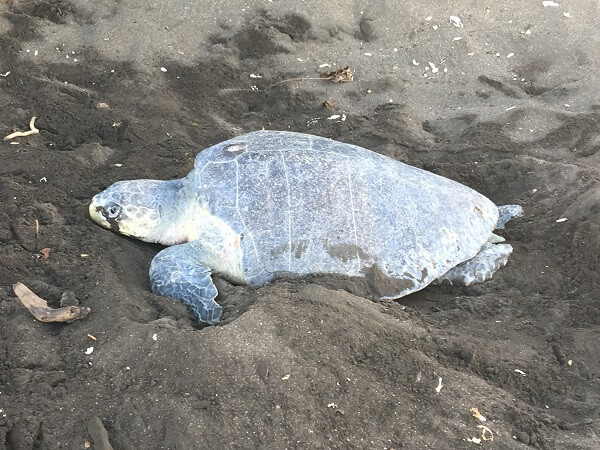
[89,131,522,324]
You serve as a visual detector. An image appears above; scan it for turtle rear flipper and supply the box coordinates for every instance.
[496,204,523,229]
[435,243,513,286]
[149,243,222,324]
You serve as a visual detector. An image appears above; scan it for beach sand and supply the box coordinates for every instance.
[1,1,599,447]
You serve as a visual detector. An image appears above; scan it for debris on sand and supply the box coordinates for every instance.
[323,66,353,83]
[477,425,494,441]
[470,407,487,422]
[467,422,494,444]
[435,376,443,393]
[267,66,353,90]
[13,282,90,323]
[323,99,335,109]
[428,62,439,73]
[88,416,114,450]
[4,116,39,141]
[40,247,51,260]
[450,16,463,28]
[327,402,345,415]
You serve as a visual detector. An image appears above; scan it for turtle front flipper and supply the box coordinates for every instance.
[149,243,222,324]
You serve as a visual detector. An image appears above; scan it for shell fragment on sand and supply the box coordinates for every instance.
[450,16,463,27]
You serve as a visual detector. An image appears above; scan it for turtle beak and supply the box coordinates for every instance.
[89,198,115,231]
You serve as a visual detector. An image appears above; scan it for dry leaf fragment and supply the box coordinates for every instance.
[13,282,90,323]
[323,66,353,83]
[4,116,39,141]
[323,99,335,109]
[40,248,51,260]
[470,407,487,422]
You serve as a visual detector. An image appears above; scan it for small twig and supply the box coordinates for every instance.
[266,76,333,90]
[4,116,39,141]
[266,66,354,90]
[13,282,91,323]
[219,66,353,94]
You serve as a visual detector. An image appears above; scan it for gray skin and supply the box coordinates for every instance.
[89,131,522,324]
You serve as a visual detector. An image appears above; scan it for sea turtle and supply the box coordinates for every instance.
[89,131,522,324]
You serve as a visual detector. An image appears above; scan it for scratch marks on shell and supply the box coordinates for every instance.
[279,150,293,271]
[346,159,360,268]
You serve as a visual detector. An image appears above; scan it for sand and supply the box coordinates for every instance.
[1,0,599,448]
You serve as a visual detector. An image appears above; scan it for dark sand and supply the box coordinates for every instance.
[1,1,600,448]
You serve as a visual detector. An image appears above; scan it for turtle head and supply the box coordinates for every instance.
[89,179,185,244]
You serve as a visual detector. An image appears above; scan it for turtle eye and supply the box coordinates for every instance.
[106,204,121,219]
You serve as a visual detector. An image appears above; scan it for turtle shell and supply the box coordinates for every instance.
[188,131,498,298]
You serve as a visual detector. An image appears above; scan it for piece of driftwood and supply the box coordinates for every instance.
[13,282,90,322]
